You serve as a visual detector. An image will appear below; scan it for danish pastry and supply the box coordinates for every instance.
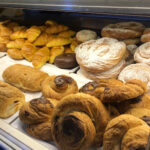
[141,28,150,42]
[7,48,24,60]
[42,75,78,100]
[51,93,110,150]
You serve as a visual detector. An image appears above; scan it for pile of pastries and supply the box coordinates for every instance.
[1,63,150,150]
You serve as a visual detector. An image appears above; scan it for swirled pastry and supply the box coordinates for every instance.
[75,37,126,73]
[134,42,150,65]
[118,63,150,91]
[141,28,150,42]
[51,93,110,150]
[7,48,24,60]
[42,75,78,100]
[101,21,145,39]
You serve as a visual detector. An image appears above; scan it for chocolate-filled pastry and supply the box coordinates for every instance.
[19,97,58,124]
[54,53,78,69]
[42,75,78,100]
[3,64,49,92]
[103,114,150,150]
[26,121,53,141]
[0,81,25,118]
[51,93,110,150]
[79,79,146,103]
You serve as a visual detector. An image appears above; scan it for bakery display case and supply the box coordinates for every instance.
[0,1,150,150]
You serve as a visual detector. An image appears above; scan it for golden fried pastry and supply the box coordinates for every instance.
[0,80,25,118]
[101,21,145,39]
[26,121,53,141]
[7,48,24,60]
[58,30,76,38]
[19,97,58,124]
[7,39,25,49]
[49,46,64,64]
[0,25,12,36]
[51,93,110,150]
[45,20,57,26]
[79,79,146,103]
[0,43,7,52]
[32,47,50,69]
[10,29,27,40]
[21,42,37,61]
[103,114,149,150]
[141,28,150,42]
[46,24,68,34]
[3,64,49,92]
[26,26,41,42]
[46,36,71,47]
[42,75,78,100]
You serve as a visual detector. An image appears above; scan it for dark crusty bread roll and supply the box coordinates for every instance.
[2,64,49,92]
[0,80,25,118]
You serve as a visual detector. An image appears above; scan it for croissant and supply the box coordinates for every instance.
[49,46,64,64]
[32,47,50,69]
[42,75,78,100]
[79,79,146,103]
[7,48,24,60]
[103,114,150,150]
[58,30,76,38]
[0,36,9,43]
[7,39,25,49]
[26,26,41,42]
[10,29,27,40]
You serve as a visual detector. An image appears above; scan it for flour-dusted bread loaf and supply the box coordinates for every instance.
[2,64,49,92]
[0,80,25,118]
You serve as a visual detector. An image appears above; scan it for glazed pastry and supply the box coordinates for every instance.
[3,64,49,92]
[54,53,78,69]
[58,30,76,38]
[101,21,145,39]
[7,39,25,49]
[118,63,150,91]
[49,46,64,64]
[51,93,110,150]
[103,114,150,150]
[26,26,41,42]
[79,79,146,103]
[134,42,150,65]
[0,80,25,118]
[7,48,24,60]
[76,30,97,42]
[75,37,126,73]
[46,36,72,47]
[42,75,78,100]
[32,47,50,69]
[141,28,150,42]
[122,38,140,45]
[10,29,27,40]
[21,42,37,61]
[19,97,58,124]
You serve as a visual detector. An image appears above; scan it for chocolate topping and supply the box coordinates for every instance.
[141,116,150,126]
[30,97,50,105]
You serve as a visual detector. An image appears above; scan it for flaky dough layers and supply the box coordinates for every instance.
[75,37,126,73]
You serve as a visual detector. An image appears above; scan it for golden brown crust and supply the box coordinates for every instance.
[141,28,150,42]
[42,75,78,100]
[51,93,110,149]
[0,80,25,118]
[7,48,24,60]
[7,39,25,49]
[10,29,27,40]
[0,25,12,36]
[0,43,7,52]
[2,64,49,92]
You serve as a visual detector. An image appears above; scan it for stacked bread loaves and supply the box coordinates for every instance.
[76,37,127,80]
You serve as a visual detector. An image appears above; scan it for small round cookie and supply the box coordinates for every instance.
[101,21,145,39]
[76,29,97,43]
[141,28,150,42]
[75,37,126,73]
[118,63,150,91]
[134,42,150,65]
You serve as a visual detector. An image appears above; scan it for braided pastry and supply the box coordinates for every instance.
[79,79,146,103]
[42,75,78,100]
[103,114,150,150]
[51,93,110,150]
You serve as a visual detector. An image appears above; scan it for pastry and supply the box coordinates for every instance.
[118,63,150,91]
[10,29,27,40]
[122,38,140,45]
[134,42,150,65]
[0,80,25,118]
[141,28,150,42]
[51,93,110,150]
[76,30,97,42]
[7,39,25,49]
[7,48,24,60]
[3,64,49,92]
[58,30,76,38]
[19,97,58,124]
[42,75,78,100]
[45,20,57,26]
[70,39,79,51]
[0,25,12,36]
[64,47,74,53]
[103,114,150,150]
[75,37,126,73]
[79,79,146,103]
[101,21,145,39]
[32,47,50,69]
[0,36,9,44]
[0,43,7,52]
[54,53,78,69]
